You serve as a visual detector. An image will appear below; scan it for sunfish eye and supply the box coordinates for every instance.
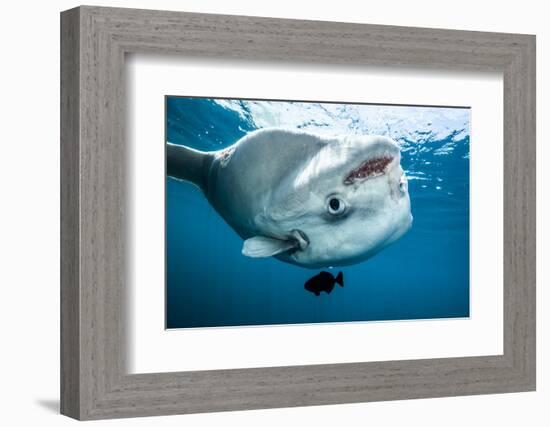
[327,197,346,216]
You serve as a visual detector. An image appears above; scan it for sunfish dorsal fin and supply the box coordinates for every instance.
[166,142,214,191]
[242,236,297,258]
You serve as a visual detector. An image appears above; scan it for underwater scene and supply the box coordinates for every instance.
[166,97,470,329]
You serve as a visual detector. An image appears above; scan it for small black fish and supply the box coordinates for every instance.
[304,271,344,296]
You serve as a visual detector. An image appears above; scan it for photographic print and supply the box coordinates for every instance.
[165,97,470,329]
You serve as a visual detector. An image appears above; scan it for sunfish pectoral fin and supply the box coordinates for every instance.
[242,236,298,258]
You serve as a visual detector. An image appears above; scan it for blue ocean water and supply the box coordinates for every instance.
[166,97,470,329]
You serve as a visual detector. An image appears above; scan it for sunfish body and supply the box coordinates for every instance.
[167,128,412,269]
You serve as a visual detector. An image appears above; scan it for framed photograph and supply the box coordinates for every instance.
[164,96,469,329]
[61,6,536,420]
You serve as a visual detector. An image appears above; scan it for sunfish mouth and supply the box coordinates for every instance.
[344,155,396,185]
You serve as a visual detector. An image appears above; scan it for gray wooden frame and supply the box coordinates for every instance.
[60,5,536,420]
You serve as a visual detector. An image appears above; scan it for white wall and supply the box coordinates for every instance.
[0,0,546,425]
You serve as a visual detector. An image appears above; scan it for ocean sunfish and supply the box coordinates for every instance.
[167,128,412,269]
